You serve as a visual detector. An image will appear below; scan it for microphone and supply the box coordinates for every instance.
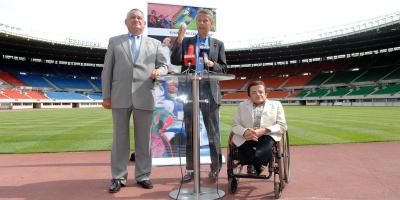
[184,44,196,68]
[199,44,210,71]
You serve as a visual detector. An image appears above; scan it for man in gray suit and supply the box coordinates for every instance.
[102,8,168,193]
[171,9,227,183]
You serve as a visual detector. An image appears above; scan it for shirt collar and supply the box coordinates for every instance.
[196,34,209,43]
[128,33,141,39]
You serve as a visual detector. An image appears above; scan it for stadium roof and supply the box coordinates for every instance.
[1,21,400,66]
[226,22,400,65]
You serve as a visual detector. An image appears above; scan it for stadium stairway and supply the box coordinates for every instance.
[42,76,61,90]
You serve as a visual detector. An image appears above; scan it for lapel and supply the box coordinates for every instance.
[120,34,133,64]
[209,37,215,60]
[136,36,147,64]
[245,100,254,126]
[261,100,272,123]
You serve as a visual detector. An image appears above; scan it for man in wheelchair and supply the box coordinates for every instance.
[231,80,287,176]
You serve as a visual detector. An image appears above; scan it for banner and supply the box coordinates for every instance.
[151,78,220,166]
[147,2,216,37]
[148,2,222,166]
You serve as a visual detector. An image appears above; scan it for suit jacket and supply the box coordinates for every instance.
[231,99,288,147]
[170,36,227,104]
[102,34,168,110]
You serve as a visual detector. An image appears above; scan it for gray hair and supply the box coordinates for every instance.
[126,8,144,20]
[196,9,214,23]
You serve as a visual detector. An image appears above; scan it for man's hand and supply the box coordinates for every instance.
[102,98,111,109]
[205,59,214,68]
[243,128,258,141]
[176,24,186,45]
[255,128,269,137]
[151,69,162,79]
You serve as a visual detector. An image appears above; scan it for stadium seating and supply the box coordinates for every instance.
[325,87,351,97]
[1,89,31,99]
[15,74,54,88]
[347,86,376,96]
[46,92,89,100]
[287,90,303,98]
[283,75,314,87]
[306,73,333,86]
[383,67,400,80]
[0,72,26,87]
[306,88,329,97]
[324,70,363,85]
[259,77,288,88]
[0,92,9,99]
[90,79,102,90]
[372,84,400,95]
[267,90,289,98]
[88,93,103,100]
[353,67,392,83]
[25,90,48,100]
[220,79,247,90]
[296,90,310,98]
[46,77,94,90]
[222,92,247,99]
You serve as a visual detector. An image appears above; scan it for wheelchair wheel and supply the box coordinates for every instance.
[273,170,282,198]
[227,143,239,194]
[228,175,238,194]
[282,132,291,184]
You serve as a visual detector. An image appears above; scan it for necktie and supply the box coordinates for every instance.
[131,36,138,62]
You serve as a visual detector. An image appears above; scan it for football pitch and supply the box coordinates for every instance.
[0,106,399,153]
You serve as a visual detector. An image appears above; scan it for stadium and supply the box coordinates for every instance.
[1,4,400,200]
[1,13,400,108]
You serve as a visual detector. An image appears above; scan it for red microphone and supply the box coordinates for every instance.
[184,44,196,68]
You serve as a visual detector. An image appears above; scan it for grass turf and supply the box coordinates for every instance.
[0,106,399,153]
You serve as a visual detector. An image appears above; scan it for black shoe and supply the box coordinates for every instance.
[247,165,257,175]
[208,171,219,183]
[255,165,265,175]
[137,180,153,189]
[182,171,194,183]
[108,179,126,193]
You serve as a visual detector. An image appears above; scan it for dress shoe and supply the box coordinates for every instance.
[208,171,219,182]
[137,180,153,189]
[108,179,126,193]
[182,171,194,183]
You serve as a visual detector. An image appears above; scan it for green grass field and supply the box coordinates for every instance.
[0,106,399,153]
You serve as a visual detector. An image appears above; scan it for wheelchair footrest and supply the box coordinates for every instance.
[233,173,272,180]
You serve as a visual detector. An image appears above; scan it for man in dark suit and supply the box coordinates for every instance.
[171,8,227,183]
[102,8,167,193]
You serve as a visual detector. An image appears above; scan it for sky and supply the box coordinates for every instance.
[1,0,399,49]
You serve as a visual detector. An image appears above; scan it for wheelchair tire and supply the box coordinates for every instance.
[228,176,238,194]
[273,173,282,199]
[283,133,291,184]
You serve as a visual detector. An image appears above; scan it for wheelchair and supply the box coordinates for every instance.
[227,131,290,199]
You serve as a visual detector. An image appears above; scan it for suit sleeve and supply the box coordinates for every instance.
[155,41,168,75]
[101,38,114,99]
[231,104,247,136]
[212,41,227,73]
[170,41,183,66]
[266,102,288,135]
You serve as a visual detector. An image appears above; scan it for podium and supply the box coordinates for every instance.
[157,73,235,200]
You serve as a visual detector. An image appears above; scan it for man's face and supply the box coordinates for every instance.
[125,10,146,35]
[249,85,267,105]
[196,13,212,36]
[163,38,171,47]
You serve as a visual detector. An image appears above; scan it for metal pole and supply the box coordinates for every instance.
[192,76,201,194]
